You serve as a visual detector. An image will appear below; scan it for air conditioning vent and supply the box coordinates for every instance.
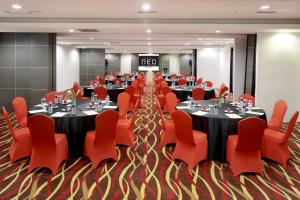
[137,11,157,14]
[256,11,276,14]
[76,29,99,33]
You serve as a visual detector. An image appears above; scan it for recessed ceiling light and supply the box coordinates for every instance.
[260,5,270,10]
[68,29,75,33]
[146,29,152,33]
[148,47,151,50]
[89,37,94,40]
[148,42,151,46]
[11,4,22,9]
[198,38,203,40]
[215,30,221,33]
[142,4,151,11]
[147,38,151,40]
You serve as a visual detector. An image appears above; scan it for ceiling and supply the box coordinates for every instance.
[1,0,300,53]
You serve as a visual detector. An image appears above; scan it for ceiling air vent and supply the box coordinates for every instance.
[256,11,276,14]
[76,29,99,33]
[137,11,157,14]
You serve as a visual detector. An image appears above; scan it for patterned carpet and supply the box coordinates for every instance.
[0,86,300,200]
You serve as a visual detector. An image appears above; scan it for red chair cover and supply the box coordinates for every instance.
[12,97,28,128]
[192,88,205,100]
[117,92,130,119]
[94,86,107,100]
[268,100,287,131]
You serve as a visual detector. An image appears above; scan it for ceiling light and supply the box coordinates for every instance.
[184,42,191,46]
[142,4,151,11]
[89,37,94,40]
[260,5,270,10]
[198,38,203,40]
[148,42,151,46]
[147,38,151,40]
[146,29,152,33]
[68,29,75,33]
[11,4,22,9]
[215,30,221,33]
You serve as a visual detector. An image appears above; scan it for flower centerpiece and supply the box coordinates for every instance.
[63,88,78,105]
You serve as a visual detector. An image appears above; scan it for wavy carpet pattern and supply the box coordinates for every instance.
[0,85,300,199]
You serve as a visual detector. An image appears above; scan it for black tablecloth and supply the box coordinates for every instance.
[176,100,267,162]
[105,79,132,85]
[29,100,118,157]
[165,79,195,86]
[172,87,215,102]
[83,86,125,103]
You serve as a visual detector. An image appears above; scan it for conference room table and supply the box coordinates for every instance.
[83,85,126,102]
[171,86,216,102]
[176,100,267,162]
[29,99,118,157]
[105,78,132,85]
[165,79,195,86]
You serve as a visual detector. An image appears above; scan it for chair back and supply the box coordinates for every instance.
[235,117,266,151]
[12,97,28,126]
[196,78,203,85]
[94,86,107,100]
[94,110,119,145]
[45,91,60,102]
[117,92,130,116]
[162,87,172,96]
[28,114,56,152]
[239,94,255,106]
[125,86,135,103]
[98,78,105,85]
[192,88,205,100]
[160,81,168,88]
[269,100,288,128]
[281,111,299,144]
[165,92,177,115]
[178,79,186,86]
[113,78,123,86]
[219,86,228,97]
[2,107,16,140]
[172,110,195,145]
[203,81,213,87]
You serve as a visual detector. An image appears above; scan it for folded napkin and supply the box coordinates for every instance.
[192,110,207,116]
[51,112,67,117]
[29,109,47,114]
[103,105,118,109]
[176,106,189,109]
[101,100,112,103]
[34,104,43,107]
[246,111,264,115]
[181,101,190,104]
[83,110,99,115]
[225,113,242,119]
[248,107,262,110]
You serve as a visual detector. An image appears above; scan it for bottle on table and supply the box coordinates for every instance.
[248,100,253,110]
[105,95,110,105]
[48,101,53,114]
[54,95,58,104]
[91,92,95,103]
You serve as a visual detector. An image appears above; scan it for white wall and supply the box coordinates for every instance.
[256,32,300,121]
[120,54,132,73]
[56,45,79,91]
[169,54,180,74]
[197,46,231,88]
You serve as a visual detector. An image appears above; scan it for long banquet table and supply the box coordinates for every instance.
[171,86,216,101]
[29,99,118,157]
[176,100,267,162]
[83,86,126,102]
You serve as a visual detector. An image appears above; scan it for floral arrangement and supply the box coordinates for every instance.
[63,88,77,101]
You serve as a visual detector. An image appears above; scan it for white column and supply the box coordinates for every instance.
[169,54,180,74]
[120,54,132,73]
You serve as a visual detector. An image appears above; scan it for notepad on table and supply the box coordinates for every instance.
[176,106,189,110]
[103,105,118,109]
[225,113,242,119]
[192,110,207,116]
[83,110,99,115]
[51,112,67,117]
[246,111,264,115]
[29,109,47,114]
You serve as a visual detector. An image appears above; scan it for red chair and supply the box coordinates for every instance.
[156,99,176,148]
[115,101,139,147]
[2,107,31,163]
[226,117,266,176]
[239,94,255,106]
[117,92,130,119]
[172,110,208,169]
[219,86,228,97]
[73,81,83,100]
[178,79,186,86]
[113,78,123,86]
[125,86,135,111]
[195,78,203,86]
[261,111,299,167]
[165,92,177,115]
[28,114,68,175]
[44,91,60,103]
[192,88,205,100]
[94,86,107,100]
[268,100,287,131]
[203,81,213,87]
[84,110,119,168]
[98,78,105,85]
[12,97,28,128]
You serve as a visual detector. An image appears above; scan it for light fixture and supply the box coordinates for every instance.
[198,38,203,40]
[68,29,75,33]
[147,38,151,40]
[215,30,221,33]
[89,37,94,40]
[184,42,191,46]
[148,42,151,46]
[259,5,270,10]
[11,4,22,9]
[142,4,151,11]
[146,29,152,33]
